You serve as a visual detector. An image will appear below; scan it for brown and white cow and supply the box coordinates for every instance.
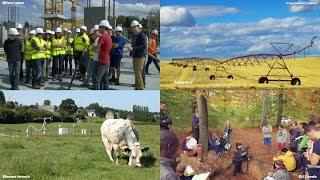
[100,119,149,167]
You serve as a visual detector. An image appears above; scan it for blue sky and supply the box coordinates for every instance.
[160,0,320,58]
[2,91,160,112]
[0,0,159,25]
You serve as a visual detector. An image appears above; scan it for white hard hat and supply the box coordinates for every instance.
[35,27,44,34]
[80,26,87,32]
[152,30,158,35]
[51,31,55,35]
[29,30,36,35]
[76,28,80,33]
[9,28,19,35]
[45,30,52,34]
[131,20,139,27]
[93,25,99,31]
[55,27,62,33]
[107,25,112,30]
[63,28,68,32]
[99,20,110,28]
[115,26,123,32]
[16,23,23,29]
[67,30,72,34]
[138,24,143,29]
[89,28,95,35]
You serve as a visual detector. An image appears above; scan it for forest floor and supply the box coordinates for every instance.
[173,127,301,180]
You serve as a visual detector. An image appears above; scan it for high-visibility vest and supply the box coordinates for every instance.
[64,37,74,55]
[52,37,65,56]
[74,33,89,52]
[31,37,46,60]
[24,40,33,61]
[88,43,96,60]
[45,40,52,59]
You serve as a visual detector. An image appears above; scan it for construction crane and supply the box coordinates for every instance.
[67,0,87,28]
[43,0,86,30]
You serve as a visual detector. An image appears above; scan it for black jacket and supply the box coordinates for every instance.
[131,32,147,58]
[4,39,22,62]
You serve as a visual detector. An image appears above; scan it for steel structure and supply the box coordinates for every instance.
[170,36,317,85]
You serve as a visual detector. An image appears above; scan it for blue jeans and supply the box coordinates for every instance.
[25,60,32,82]
[31,59,42,85]
[52,55,64,76]
[92,61,109,90]
[7,61,20,90]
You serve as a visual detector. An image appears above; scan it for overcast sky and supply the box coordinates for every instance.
[3,91,160,112]
[160,0,320,59]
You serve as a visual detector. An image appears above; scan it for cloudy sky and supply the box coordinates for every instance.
[160,0,320,59]
[0,0,159,25]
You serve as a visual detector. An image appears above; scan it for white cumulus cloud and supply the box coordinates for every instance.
[160,6,196,27]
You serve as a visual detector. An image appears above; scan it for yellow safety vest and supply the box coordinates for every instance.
[52,37,65,56]
[45,40,52,59]
[31,37,46,60]
[74,33,89,52]
[64,37,74,55]
[88,43,96,60]
[24,40,33,61]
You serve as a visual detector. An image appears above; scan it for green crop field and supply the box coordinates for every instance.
[0,120,159,180]
[161,57,320,89]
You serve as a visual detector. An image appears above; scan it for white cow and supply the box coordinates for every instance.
[100,119,149,167]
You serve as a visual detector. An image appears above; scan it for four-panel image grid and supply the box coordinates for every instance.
[0,0,320,180]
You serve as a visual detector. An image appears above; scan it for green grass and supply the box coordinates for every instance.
[0,121,159,180]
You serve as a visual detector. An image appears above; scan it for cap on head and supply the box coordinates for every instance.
[93,25,99,31]
[131,20,139,27]
[76,28,80,33]
[45,30,52,34]
[138,24,143,29]
[115,26,123,32]
[35,28,44,34]
[63,28,68,32]
[80,26,87,32]
[51,31,55,35]
[67,30,72,34]
[9,28,19,35]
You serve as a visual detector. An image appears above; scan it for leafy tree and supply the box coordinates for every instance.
[59,99,78,115]
[43,100,51,106]
[0,91,6,106]
[86,103,106,117]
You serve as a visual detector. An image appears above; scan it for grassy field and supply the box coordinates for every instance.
[161,57,320,89]
[0,120,159,180]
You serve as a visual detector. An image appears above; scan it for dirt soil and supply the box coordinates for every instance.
[173,127,301,180]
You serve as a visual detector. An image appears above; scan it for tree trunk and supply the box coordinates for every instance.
[197,92,208,154]
[276,89,284,127]
[260,90,269,128]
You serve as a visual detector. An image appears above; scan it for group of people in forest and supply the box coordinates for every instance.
[262,120,320,180]
[4,20,159,90]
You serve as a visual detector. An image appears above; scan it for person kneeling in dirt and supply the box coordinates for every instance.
[268,160,291,180]
[181,134,204,164]
[208,132,222,157]
[273,147,296,172]
[233,143,248,176]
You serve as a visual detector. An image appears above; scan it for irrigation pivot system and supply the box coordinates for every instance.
[170,36,317,85]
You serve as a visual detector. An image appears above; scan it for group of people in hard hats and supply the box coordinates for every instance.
[3,20,159,90]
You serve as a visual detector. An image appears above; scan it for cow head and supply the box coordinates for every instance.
[124,142,149,167]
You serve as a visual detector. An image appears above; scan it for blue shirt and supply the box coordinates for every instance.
[111,35,125,57]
